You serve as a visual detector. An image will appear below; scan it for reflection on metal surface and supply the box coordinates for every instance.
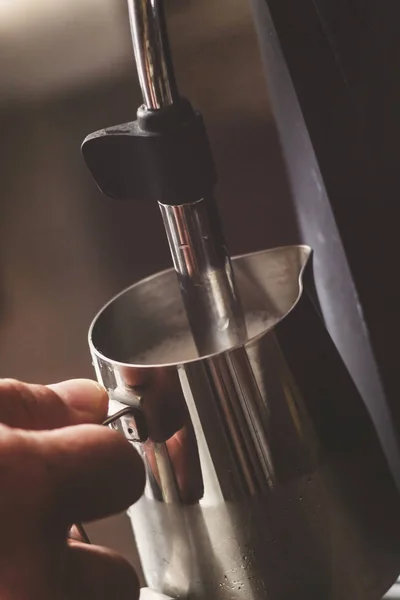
[89,245,400,600]
[159,197,246,356]
[384,578,400,599]
[128,0,178,109]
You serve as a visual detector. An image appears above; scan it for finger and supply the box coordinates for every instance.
[0,379,108,430]
[69,524,91,544]
[36,424,145,524]
[66,542,140,600]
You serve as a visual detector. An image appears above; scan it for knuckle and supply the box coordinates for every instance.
[0,379,40,428]
[0,426,50,512]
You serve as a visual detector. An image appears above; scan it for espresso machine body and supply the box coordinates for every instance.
[250,0,400,488]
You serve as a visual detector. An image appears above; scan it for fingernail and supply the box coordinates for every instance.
[47,379,108,419]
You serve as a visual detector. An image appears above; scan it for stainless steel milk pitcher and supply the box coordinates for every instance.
[89,245,400,600]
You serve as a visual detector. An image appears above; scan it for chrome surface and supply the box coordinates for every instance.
[159,197,247,356]
[89,245,400,600]
[384,578,400,599]
[103,404,136,427]
[128,0,178,109]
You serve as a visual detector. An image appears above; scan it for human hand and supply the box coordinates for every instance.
[0,378,145,600]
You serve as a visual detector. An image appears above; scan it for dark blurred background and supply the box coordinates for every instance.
[0,0,296,568]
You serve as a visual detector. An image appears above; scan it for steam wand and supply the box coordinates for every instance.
[81,0,275,495]
[82,0,246,356]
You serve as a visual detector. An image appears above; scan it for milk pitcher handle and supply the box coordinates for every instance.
[72,392,148,545]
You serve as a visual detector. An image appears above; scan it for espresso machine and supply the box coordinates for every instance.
[80,1,400,599]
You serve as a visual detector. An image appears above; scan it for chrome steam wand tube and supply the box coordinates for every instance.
[127,0,247,355]
[127,0,178,109]
[159,197,247,354]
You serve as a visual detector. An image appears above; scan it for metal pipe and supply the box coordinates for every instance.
[128,0,247,354]
[128,0,179,109]
[159,197,247,355]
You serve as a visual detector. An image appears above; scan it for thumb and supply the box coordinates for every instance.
[0,379,108,430]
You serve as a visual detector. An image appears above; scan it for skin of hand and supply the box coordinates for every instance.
[0,378,145,600]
